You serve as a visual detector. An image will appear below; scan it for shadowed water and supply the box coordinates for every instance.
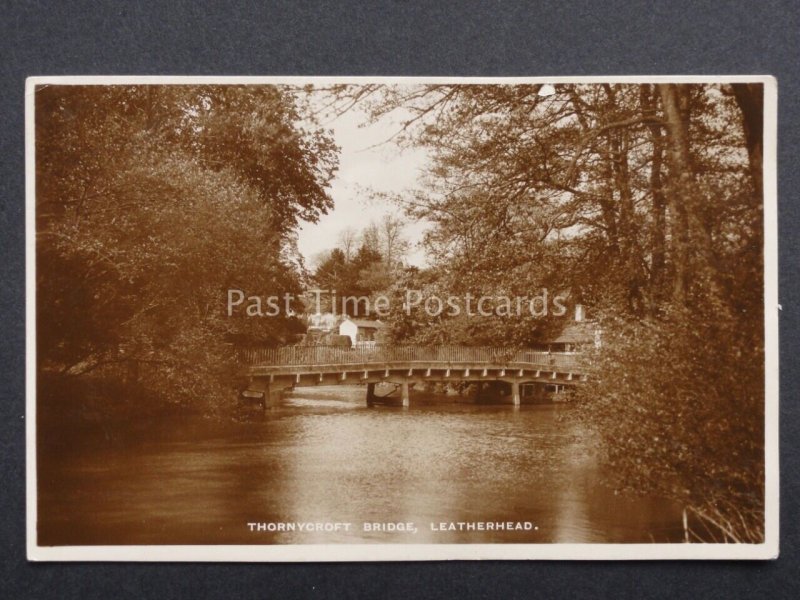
[38,386,684,545]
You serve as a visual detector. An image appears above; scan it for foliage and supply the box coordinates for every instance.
[573,306,764,541]
[326,82,766,539]
[310,216,408,315]
[378,266,565,346]
[36,85,337,410]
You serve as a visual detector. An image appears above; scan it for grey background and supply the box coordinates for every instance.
[0,1,797,598]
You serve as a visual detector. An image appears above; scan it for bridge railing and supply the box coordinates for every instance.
[241,345,583,371]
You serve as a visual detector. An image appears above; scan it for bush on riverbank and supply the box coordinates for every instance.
[573,306,764,542]
[37,368,220,430]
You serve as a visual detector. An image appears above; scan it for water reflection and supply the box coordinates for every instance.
[38,386,683,545]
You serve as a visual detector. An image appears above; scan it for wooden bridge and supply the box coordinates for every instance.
[241,345,587,407]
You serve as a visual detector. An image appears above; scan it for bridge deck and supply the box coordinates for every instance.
[242,345,584,377]
[240,345,586,407]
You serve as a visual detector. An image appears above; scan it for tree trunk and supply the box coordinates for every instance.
[640,85,667,310]
[657,84,721,307]
[731,83,764,201]
[657,84,692,305]
[608,127,643,313]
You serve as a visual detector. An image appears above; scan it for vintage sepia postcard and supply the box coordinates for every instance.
[26,76,778,561]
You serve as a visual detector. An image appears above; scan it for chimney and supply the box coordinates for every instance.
[575,304,584,322]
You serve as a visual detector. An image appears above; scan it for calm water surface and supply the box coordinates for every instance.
[38,386,683,545]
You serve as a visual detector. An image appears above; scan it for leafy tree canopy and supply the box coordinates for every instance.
[36,85,338,408]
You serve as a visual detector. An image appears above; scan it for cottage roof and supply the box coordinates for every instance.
[343,318,386,329]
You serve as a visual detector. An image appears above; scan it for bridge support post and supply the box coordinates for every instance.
[241,377,271,410]
[511,381,521,406]
[366,382,376,407]
[401,382,410,408]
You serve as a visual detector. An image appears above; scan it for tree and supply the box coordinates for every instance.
[361,214,409,268]
[337,227,359,261]
[326,82,765,539]
[310,217,409,316]
[36,85,338,411]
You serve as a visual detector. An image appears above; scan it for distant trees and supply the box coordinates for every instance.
[361,214,410,269]
[328,82,765,540]
[36,85,337,410]
[310,216,408,315]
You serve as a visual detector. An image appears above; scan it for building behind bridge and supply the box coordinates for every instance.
[537,304,601,353]
[303,305,598,351]
[338,318,386,348]
[304,313,386,348]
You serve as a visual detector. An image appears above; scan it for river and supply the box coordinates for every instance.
[37,386,684,546]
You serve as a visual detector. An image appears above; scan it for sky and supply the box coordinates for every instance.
[296,106,432,268]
